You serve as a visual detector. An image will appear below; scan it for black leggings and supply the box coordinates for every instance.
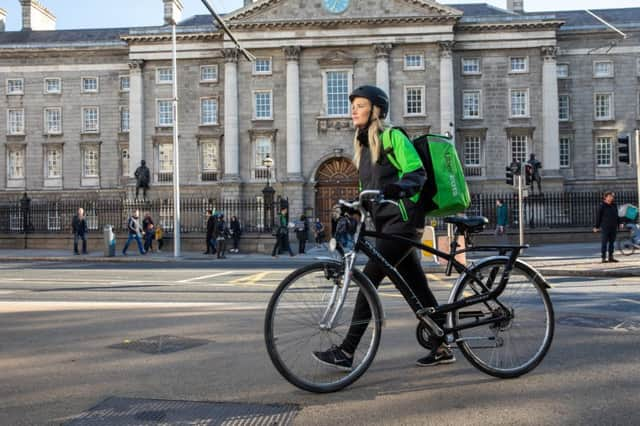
[341,234,440,355]
[601,229,616,258]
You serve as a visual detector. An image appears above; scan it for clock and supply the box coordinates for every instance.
[323,0,350,14]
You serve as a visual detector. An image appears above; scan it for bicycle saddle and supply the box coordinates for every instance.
[444,216,488,234]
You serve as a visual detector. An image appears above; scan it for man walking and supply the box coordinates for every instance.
[593,191,620,263]
[71,207,88,255]
[204,209,217,255]
[122,209,145,256]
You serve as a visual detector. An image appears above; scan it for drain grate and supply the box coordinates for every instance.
[108,335,209,354]
[63,397,298,426]
[558,315,640,331]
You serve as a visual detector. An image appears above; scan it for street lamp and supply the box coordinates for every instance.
[262,154,275,232]
[263,153,274,188]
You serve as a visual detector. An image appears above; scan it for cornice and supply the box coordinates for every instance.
[121,32,222,43]
[228,15,459,30]
[455,20,564,33]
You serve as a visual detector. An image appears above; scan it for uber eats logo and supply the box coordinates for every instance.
[444,151,459,197]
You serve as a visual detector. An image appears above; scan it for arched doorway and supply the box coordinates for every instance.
[314,157,359,235]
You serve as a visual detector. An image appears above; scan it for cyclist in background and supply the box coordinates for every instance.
[313,85,454,370]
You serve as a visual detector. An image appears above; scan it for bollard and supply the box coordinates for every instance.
[103,225,116,257]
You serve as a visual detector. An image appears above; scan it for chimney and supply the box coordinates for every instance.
[507,0,524,14]
[0,9,6,32]
[163,0,184,25]
[20,0,56,31]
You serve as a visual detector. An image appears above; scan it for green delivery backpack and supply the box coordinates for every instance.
[382,128,471,217]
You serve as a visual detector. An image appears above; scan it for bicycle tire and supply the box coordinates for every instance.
[617,238,635,256]
[450,258,554,379]
[264,261,383,393]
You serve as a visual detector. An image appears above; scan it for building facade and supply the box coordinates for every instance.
[1,0,639,222]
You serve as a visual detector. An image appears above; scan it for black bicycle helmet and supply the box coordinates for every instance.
[349,85,389,119]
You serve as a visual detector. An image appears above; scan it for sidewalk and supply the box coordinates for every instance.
[1,243,639,277]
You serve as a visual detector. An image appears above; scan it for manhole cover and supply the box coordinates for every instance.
[558,315,640,331]
[63,397,298,425]
[109,335,209,354]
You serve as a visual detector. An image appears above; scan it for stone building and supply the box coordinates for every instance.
[0,0,639,224]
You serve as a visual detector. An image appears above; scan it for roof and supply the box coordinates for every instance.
[544,8,640,32]
[0,27,130,48]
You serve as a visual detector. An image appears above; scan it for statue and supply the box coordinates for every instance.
[527,154,542,195]
[134,160,150,199]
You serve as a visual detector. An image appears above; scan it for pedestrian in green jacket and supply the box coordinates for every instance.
[496,198,508,237]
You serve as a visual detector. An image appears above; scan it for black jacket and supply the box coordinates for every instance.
[206,216,217,238]
[595,202,619,231]
[71,215,88,236]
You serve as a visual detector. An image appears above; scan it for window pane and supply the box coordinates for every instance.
[511,90,528,117]
[595,94,612,119]
[47,148,61,178]
[201,65,218,81]
[120,107,130,132]
[406,87,424,115]
[159,144,173,173]
[463,91,480,118]
[254,92,272,119]
[510,57,526,72]
[464,136,481,166]
[45,108,62,134]
[557,64,569,78]
[201,98,218,124]
[462,58,480,74]
[511,135,527,163]
[254,59,272,73]
[157,68,173,83]
[83,108,99,132]
[405,54,423,69]
[596,137,612,166]
[594,62,612,77]
[82,78,97,91]
[254,137,272,168]
[559,137,570,168]
[45,78,61,93]
[120,76,130,91]
[83,148,99,177]
[7,79,24,94]
[201,143,218,171]
[558,95,569,121]
[157,100,174,125]
[326,71,349,116]
[8,149,25,178]
[8,109,25,134]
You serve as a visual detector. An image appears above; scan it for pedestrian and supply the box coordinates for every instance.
[313,85,450,369]
[593,191,621,263]
[142,211,155,253]
[314,218,326,247]
[495,198,508,241]
[215,213,229,259]
[335,209,354,250]
[71,207,88,255]
[155,224,164,252]
[122,209,145,255]
[271,207,294,257]
[229,215,242,253]
[295,214,309,254]
[204,209,217,255]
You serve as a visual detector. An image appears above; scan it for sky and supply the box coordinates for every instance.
[0,0,638,31]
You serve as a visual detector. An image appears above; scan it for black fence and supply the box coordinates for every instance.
[0,197,279,235]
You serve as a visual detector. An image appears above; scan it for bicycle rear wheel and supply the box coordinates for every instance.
[617,237,635,256]
[451,258,554,378]
[265,261,382,393]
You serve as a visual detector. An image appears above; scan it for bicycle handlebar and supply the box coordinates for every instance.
[338,190,399,214]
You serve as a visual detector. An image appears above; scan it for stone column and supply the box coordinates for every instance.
[439,41,455,139]
[374,43,392,119]
[541,46,560,173]
[284,46,302,180]
[128,60,145,178]
[223,48,240,181]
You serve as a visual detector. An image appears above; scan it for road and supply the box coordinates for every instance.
[0,260,638,425]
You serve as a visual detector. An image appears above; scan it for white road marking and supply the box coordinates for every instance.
[177,271,235,283]
[0,300,265,313]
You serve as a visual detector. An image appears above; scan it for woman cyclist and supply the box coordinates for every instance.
[312,85,454,369]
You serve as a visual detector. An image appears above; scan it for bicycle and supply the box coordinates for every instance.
[264,190,555,393]
[617,222,640,256]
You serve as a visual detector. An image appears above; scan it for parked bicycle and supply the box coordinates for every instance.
[264,190,555,393]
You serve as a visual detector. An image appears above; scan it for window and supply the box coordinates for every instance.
[405,86,425,116]
[157,143,173,182]
[463,136,481,166]
[404,54,424,70]
[201,142,219,181]
[510,135,528,163]
[156,67,173,84]
[253,58,272,75]
[120,107,130,133]
[200,65,218,82]
[558,95,570,121]
[121,148,130,176]
[44,107,62,134]
[253,91,272,120]
[157,99,174,126]
[594,61,613,78]
[557,64,569,78]
[82,107,99,133]
[200,98,218,125]
[594,93,613,120]
[44,78,61,94]
[596,137,612,167]
[510,89,529,118]
[559,137,570,168]
[82,146,100,177]
[462,58,480,74]
[510,57,528,73]
[253,136,272,180]
[462,90,481,119]
[119,76,130,92]
[7,78,24,95]
[47,205,61,231]
[81,77,98,93]
[325,70,350,116]
[45,146,62,178]
[8,147,25,179]
[7,109,25,135]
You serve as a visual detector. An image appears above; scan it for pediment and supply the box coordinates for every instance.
[317,50,357,67]
[228,0,462,26]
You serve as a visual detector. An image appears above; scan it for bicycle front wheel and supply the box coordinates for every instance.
[451,258,554,378]
[264,261,382,393]
[617,238,635,256]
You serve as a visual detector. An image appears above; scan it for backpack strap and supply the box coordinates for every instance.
[381,128,401,171]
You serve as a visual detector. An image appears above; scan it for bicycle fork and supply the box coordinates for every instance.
[319,252,358,330]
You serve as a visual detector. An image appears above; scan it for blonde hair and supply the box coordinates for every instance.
[352,105,386,169]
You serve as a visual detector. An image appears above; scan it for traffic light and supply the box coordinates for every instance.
[524,163,533,186]
[618,135,630,164]
[505,166,514,185]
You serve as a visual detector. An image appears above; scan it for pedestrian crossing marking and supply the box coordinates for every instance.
[178,271,234,283]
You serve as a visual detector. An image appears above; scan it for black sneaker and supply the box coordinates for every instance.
[312,345,353,371]
[609,257,619,263]
[416,346,456,367]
